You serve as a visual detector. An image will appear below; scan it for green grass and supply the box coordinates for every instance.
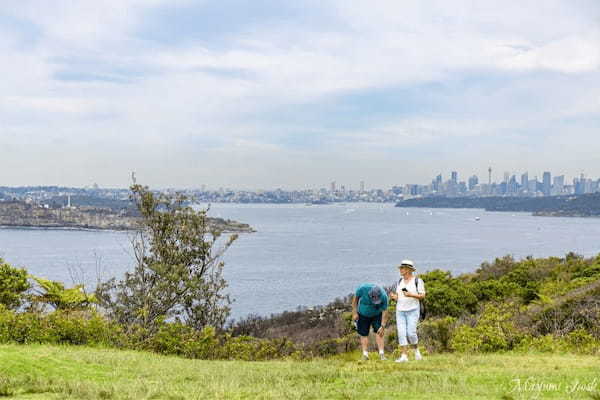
[1,345,599,399]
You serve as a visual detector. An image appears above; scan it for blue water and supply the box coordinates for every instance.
[1,204,599,319]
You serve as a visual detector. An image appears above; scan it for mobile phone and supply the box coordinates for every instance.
[401,288,408,292]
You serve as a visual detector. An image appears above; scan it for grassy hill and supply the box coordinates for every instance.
[1,344,600,399]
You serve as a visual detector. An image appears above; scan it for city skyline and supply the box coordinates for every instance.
[2,167,599,194]
[1,2,599,188]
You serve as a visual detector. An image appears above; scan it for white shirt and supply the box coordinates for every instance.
[395,276,425,312]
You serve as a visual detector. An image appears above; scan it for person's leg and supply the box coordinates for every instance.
[360,335,369,353]
[371,313,384,354]
[356,314,371,358]
[396,311,409,360]
[375,333,385,353]
[406,308,421,359]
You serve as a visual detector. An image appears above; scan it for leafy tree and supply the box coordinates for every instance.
[0,259,30,309]
[96,184,236,334]
[29,276,96,311]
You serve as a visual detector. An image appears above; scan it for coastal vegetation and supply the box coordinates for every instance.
[1,252,599,361]
[396,192,600,217]
[1,186,600,397]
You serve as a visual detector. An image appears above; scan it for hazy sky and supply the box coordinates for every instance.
[1,1,599,189]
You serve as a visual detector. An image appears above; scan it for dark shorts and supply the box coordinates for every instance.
[357,312,382,337]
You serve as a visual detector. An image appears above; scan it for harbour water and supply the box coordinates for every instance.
[1,203,599,319]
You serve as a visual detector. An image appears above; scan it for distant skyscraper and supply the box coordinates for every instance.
[451,171,458,184]
[542,172,552,196]
[521,172,529,191]
[529,177,538,193]
[488,167,492,185]
[433,174,442,191]
[508,175,518,194]
[468,175,479,191]
[503,171,510,184]
[553,176,564,195]
[330,181,336,192]
[360,181,365,192]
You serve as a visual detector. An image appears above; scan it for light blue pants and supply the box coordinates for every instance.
[396,307,420,346]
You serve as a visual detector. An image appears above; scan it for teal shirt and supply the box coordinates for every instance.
[355,284,388,317]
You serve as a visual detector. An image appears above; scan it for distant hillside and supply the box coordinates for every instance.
[46,195,131,210]
[0,200,254,232]
[396,193,600,217]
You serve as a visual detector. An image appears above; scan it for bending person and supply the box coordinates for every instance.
[390,260,426,363]
[352,284,389,360]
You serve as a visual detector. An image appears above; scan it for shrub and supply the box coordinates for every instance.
[419,316,457,353]
[419,270,478,318]
[449,325,483,352]
[516,330,600,355]
[564,329,600,354]
[0,259,30,310]
[147,323,219,359]
[515,334,565,353]
[146,323,298,360]
[30,276,97,311]
[468,279,521,302]
[46,311,124,346]
[450,303,523,353]
[532,284,600,338]
[0,307,123,346]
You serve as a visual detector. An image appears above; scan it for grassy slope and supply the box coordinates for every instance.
[1,345,599,400]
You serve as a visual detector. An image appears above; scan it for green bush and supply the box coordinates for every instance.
[0,259,30,310]
[0,307,52,344]
[449,325,483,352]
[516,330,600,355]
[46,311,124,346]
[420,270,478,318]
[146,323,298,360]
[419,316,457,353]
[0,307,123,346]
[450,303,523,353]
[468,279,521,302]
[221,335,296,360]
[564,329,600,354]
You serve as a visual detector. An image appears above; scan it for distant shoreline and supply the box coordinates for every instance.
[396,193,600,218]
[0,224,131,233]
[0,221,254,233]
[0,200,255,234]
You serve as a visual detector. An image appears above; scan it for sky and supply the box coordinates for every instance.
[1,1,599,190]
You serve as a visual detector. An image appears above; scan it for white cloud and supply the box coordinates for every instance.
[0,1,599,187]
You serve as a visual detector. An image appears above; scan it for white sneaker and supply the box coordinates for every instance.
[414,349,423,361]
[395,354,408,363]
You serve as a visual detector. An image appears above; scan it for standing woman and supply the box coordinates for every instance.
[390,260,426,363]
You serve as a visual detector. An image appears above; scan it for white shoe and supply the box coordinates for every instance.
[395,354,408,363]
[414,349,423,361]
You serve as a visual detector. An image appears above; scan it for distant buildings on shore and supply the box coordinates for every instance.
[401,170,600,199]
[1,170,599,205]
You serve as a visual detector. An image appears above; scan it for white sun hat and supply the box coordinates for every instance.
[398,260,416,271]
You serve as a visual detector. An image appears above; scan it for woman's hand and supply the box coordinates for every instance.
[377,326,385,337]
[352,312,359,321]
